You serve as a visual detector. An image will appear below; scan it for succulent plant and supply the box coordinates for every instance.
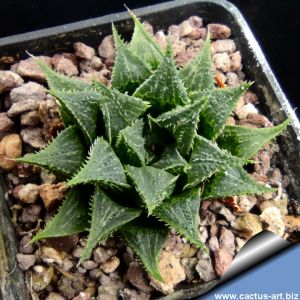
[17,12,289,281]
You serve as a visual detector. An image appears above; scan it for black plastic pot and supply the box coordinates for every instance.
[0,0,299,299]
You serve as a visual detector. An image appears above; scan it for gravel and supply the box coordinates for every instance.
[0,14,295,300]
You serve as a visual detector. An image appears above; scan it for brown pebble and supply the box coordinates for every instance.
[0,70,24,93]
[101,256,120,274]
[214,247,233,276]
[98,35,115,59]
[208,23,231,39]
[46,235,78,253]
[74,42,96,60]
[16,253,36,270]
[15,56,51,82]
[39,183,66,211]
[0,134,22,170]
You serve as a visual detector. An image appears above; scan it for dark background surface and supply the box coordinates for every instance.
[0,0,299,114]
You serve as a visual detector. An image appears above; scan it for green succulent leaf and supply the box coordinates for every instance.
[153,100,203,156]
[121,220,168,281]
[153,187,204,249]
[37,60,92,125]
[202,165,275,199]
[129,10,163,69]
[111,24,152,93]
[68,137,129,190]
[31,187,89,242]
[125,165,179,215]
[133,43,189,111]
[116,119,147,166]
[217,119,290,159]
[50,89,100,144]
[95,83,150,144]
[37,59,91,91]
[184,135,246,190]
[80,187,140,263]
[193,83,251,140]
[180,34,214,92]
[16,126,85,177]
[151,144,190,175]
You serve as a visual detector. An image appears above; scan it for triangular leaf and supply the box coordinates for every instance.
[116,119,147,166]
[125,165,179,215]
[217,119,290,159]
[32,187,89,242]
[50,89,100,144]
[121,220,168,281]
[184,135,246,190]
[37,59,91,91]
[151,144,190,175]
[68,137,129,190]
[133,43,189,111]
[153,187,204,249]
[111,24,152,93]
[38,60,91,125]
[202,165,275,199]
[129,10,163,69]
[95,83,150,144]
[153,100,203,156]
[179,34,214,92]
[193,83,251,140]
[16,126,85,177]
[80,187,140,263]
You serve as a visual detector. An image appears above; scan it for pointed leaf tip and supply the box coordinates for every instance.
[126,165,178,215]
[32,188,89,243]
[153,187,205,249]
[95,84,150,144]
[133,43,189,111]
[80,187,140,263]
[202,165,275,199]
[67,137,129,190]
[129,10,163,69]
[116,119,147,166]
[180,34,214,92]
[111,24,152,93]
[16,126,85,177]
[217,119,290,159]
[197,82,251,140]
[121,220,168,281]
[184,135,246,190]
[154,101,203,156]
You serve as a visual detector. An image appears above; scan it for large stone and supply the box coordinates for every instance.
[16,253,36,271]
[126,262,152,293]
[219,227,235,256]
[0,113,14,134]
[260,207,285,237]
[0,70,24,93]
[15,56,51,82]
[10,81,46,103]
[39,183,66,211]
[234,214,263,238]
[18,183,40,203]
[214,248,233,276]
[98,35,115,59]
[208,23,231,39]
[20,127,46,149]
[52,54,79,76]
[74,42,96,60]
[0,134,22,170]
[195,258,217,282]
[7,100,40,117]
[150,251,186,294]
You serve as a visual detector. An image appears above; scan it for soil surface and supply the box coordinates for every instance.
[1,15,300,300]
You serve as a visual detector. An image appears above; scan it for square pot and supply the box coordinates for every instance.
[0,0,299,299]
